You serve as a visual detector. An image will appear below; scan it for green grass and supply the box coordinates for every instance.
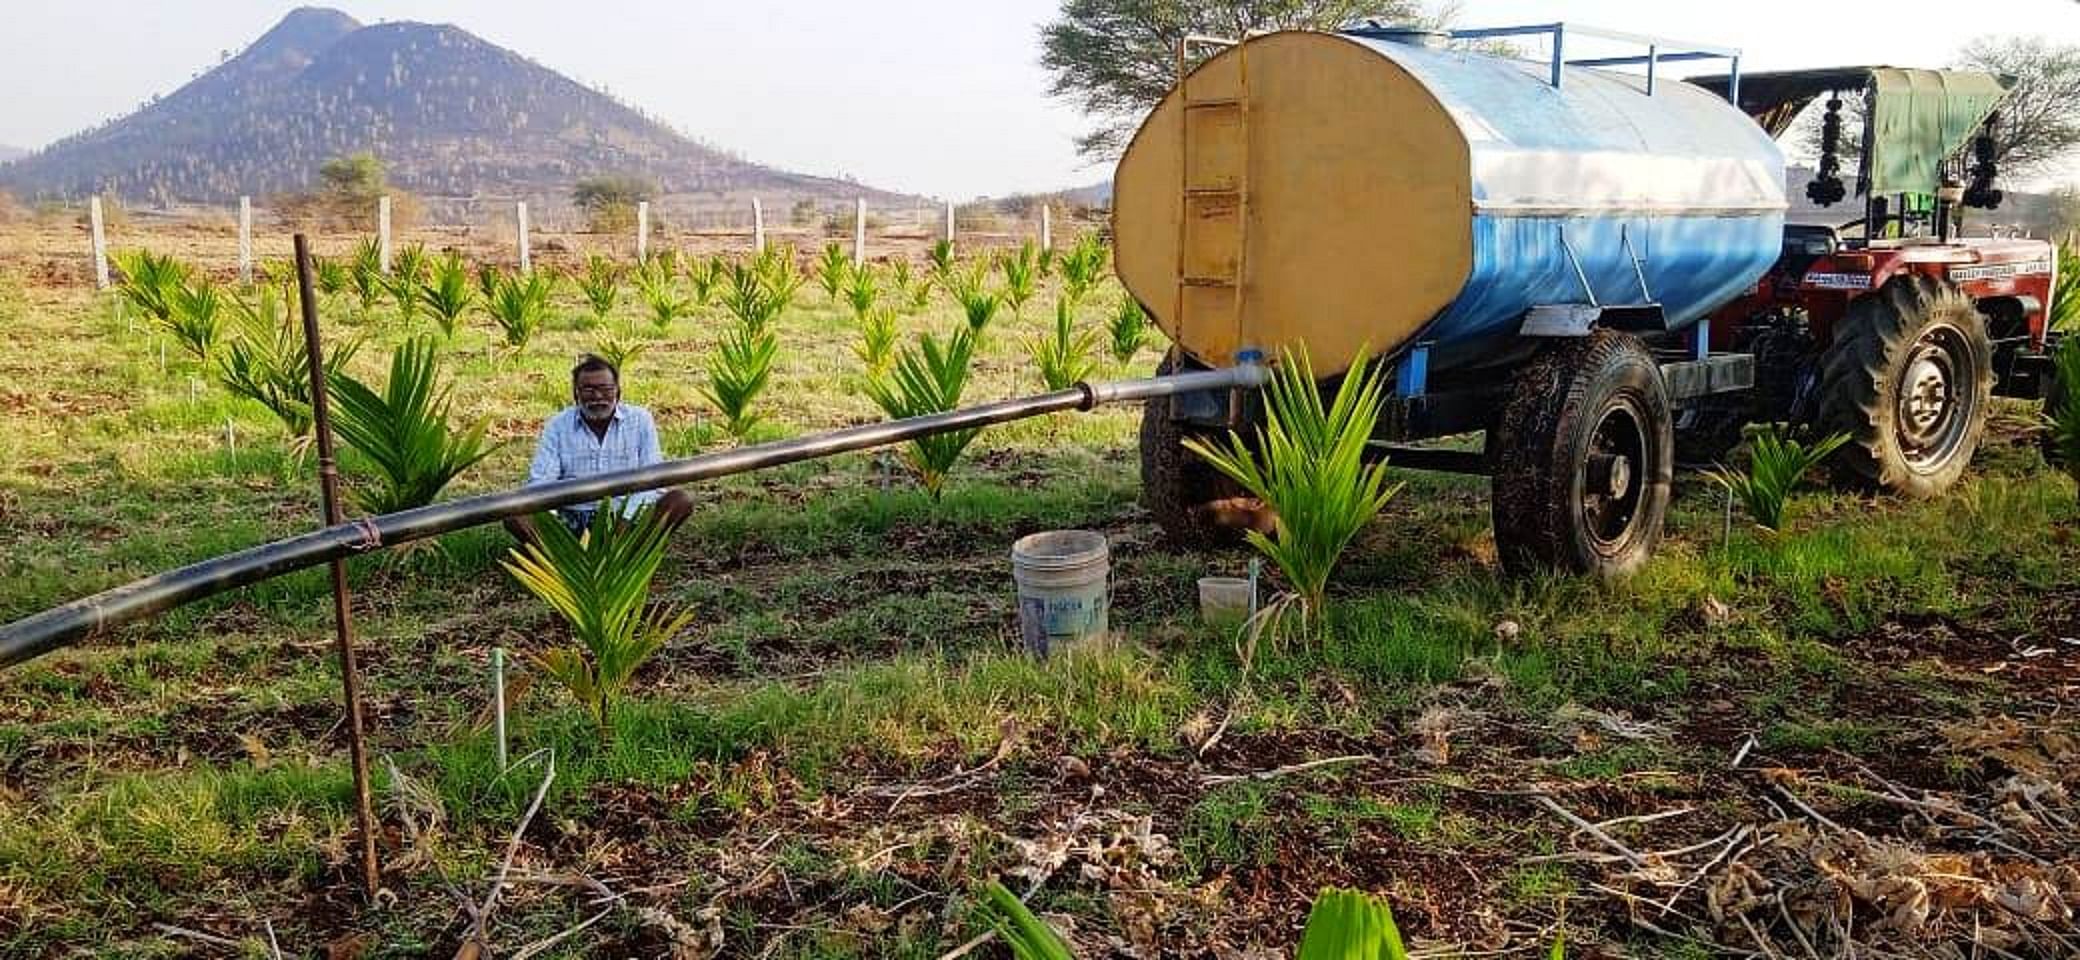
[1,238,2077,956]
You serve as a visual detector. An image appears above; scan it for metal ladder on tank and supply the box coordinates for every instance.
[1174,34,1251,368]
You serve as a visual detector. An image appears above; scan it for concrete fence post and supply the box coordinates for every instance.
[853,198,867,267]
[516,201,530,272]
[752,197,765,253]
[944,200,956,245]
[1040,203,1052,251]
[89,196,109,290]
[237,196,253,284]
[636,201,650,262]
[377,196,392,274]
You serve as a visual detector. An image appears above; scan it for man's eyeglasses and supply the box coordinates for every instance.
[575,384,619,398]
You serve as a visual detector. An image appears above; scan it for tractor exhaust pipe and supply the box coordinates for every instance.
[0,365,1267,669]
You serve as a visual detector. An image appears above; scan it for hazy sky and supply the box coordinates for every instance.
[3,1,2077,197]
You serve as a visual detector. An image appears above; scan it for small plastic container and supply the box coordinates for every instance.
[1011,530,1111,657]
[1198,576,1255,627]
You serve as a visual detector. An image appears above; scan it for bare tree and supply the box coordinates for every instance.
[1957,35,2080,178]
[1040,0,1423,161]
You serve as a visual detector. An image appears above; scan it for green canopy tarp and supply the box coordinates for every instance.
[1863,68,2008,196]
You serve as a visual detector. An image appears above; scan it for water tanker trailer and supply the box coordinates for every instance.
[1118,23,2060,576]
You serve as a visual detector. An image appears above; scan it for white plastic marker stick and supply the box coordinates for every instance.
[377,196,393,274]
[238,196,253,284]
[854,198,867,267]
[516,201,530,273]
[224,418,236,463]
[944,200,956,244]
[636,201,649,262]
[158,340,166,374]
[491,647,509,773]
[189,378,198,404]
[89,196,109,290]
[752,197,765,253]
[1041,203,1052,251]
[1247,557,1261,618]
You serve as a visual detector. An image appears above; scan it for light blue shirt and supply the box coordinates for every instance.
[525,404,664,518]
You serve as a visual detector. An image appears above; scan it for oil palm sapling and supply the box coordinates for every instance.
[927,238,957,285]
[2042,336,2079,496]
[502,503,693,740]
[634,259,691,331]
[701,321,779,442]
[348,237,384,313]
[843,261,881,323]
[1029,296,1099,390]
[1109,297,1151,364]
[854,306,898,375]
[959,284,1001,339]
[721,262,785,334]
[999,240,1041,319]
[1706,426,1851,532]
[217,285,360,439]
[419,251,476,339]
[112,248,189,324]
[865,328,981,498]
[754,244,805,313]
[1184,346,1403,621]
[1057,233,1108,307]
[326,336,500,514]
[815,242,851,302]
[166,275,228,361]
[484,269,555,350]
[576,254,622,326]
[383,242,429,325]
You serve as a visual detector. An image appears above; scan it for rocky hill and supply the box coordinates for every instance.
[0,146,25,163]
[0,7,908,222]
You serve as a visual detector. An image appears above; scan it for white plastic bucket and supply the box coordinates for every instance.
[1197,576,1254,626]
[1011,530,1110,656]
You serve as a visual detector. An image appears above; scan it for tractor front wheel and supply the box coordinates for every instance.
[1817,276,1992,497]
[1490,332,1674,579]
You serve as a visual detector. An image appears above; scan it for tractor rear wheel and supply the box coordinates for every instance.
[1491,332,1674,579]
[1817,276,1992,497]
[1139,351,1251,546]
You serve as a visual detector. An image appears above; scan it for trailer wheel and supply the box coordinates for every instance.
[1817,276,1992,497]
[1491,332,1673,579]
[1139,351,1251,546]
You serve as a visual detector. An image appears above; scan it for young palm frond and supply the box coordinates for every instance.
[419,251,476,338]
[843,261,881,323]
[165,276,228,361]
[1058,233,1109,307]
[1296,888,1413,960]
[644,248,680,278]
[701,322,779,442]
[865,327,980,498]
[2053,245,2079,333]
[473,261,501,303]
[2047,336,2080,491]
[1109,297,1152,363]
[348,237,384,312]
[383,242,429,325]
[502,503,693,740]
[259,258,297,289]
[315,256,351,299]
[326,336,500,515]
[927,238,957,284]
[686,254,724,307]
[593,330,649,375]
[815,242,851,302]
[217,285,360,438]
[974,881,1073,960]
[576,254,621,326]
[112,248,190,323]
[1028,297,1099,390]
[754,244,805,313]
[1706,425,1850,532]
[633,259,691,331]
[484,269,555,349]
[854,306,898,375]
[958,284,1001,338]
[720,262,785,334]
[999,240,1040,319]
[1184,345,1402,620]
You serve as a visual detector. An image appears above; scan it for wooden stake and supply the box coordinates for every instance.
[89,196,109,290]
[238,196,253,285]
[516,201,531,273]
[292,234,382,899]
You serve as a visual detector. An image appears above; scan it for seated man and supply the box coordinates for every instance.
[503,354,693,545]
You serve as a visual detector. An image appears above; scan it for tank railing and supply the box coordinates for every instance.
[0,365,1270,670]
[1447,22,1742,102]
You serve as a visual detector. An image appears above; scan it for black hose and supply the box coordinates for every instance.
[0,365,1266,668]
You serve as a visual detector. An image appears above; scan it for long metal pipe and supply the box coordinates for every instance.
[0,365,1266,668]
